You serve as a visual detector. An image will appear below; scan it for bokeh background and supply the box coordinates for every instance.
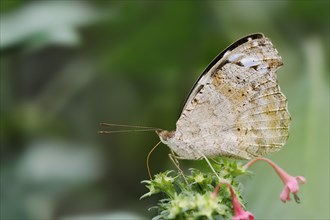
[1,1,329,219]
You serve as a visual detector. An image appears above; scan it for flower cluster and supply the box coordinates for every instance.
[141,158,306,220]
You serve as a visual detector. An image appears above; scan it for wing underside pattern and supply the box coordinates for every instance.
[176,35,290,159]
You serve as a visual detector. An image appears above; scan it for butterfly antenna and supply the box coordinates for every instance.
[100,123,160,129]
[146,141,162,179]
[99,129,157,134]
[99,123,160,134]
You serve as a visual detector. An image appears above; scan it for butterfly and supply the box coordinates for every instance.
[156,33,291,161]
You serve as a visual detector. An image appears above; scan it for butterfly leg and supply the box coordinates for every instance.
[168,150,188,184]
[199,153,222,182]
[210,157,222,165]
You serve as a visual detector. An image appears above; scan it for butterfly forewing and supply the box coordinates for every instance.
[175,34,290,159]
[180,33,264,115]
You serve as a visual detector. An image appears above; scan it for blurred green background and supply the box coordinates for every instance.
[0,1,329,219]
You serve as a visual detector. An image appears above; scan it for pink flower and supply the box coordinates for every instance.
[212,181,254,220]
[244,157,306,203]
[278,174,306,203]
[229,184,254,220]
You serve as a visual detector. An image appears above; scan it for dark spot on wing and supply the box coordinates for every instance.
[236,61,244,67]
[251,66,258,71]
[258,39,267,46]
[220,59,230,68]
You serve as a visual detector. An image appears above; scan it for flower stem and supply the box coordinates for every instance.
[243,157,290,184]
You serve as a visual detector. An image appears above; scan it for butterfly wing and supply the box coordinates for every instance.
[176,34,290,159]
[180,33,264,114]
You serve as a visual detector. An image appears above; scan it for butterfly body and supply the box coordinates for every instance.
[157,33,291,160]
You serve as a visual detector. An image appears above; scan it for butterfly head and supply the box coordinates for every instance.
[156,129,175,144]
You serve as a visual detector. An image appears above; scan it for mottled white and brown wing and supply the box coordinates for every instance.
[175,34,290,159]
